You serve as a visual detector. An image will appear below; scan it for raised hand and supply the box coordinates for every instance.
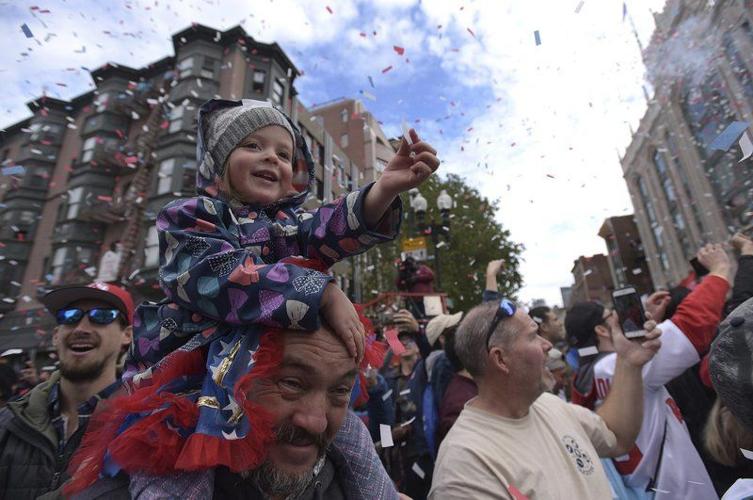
[644,290,671,323]
[377,129,440,196]
[611,313,662,368]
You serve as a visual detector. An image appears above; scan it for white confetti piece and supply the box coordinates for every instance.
[742,448,753,460]
[399,388,411,396]
[402,121,413,145]
[382,388,393,401]
[380,424,394,448]
[401,416,416,427]
[739,132,753,162]
[411,462,426,479]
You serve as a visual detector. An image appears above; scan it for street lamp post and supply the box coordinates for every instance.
[409,189,452,289]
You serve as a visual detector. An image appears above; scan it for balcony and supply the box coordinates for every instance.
[75,141,138,175]
[77,194,127,224]
[14,143,59,164]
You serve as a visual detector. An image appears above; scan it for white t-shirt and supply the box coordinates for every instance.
[592,319,718,500]
[429,392,619,500]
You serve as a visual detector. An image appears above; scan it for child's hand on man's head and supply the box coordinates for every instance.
[376,129,439,198]
[321,283,365,362]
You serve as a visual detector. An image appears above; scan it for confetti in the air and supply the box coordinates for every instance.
[379,424,394,448]
[710,121,749,151]
[21,23,33,38]
[393,45,405,55]
[381,65,393,74]
[325,5,333,14]
[534,30,542,46]
[739,131,753,162]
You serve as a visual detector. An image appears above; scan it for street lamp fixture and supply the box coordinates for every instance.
[406,189,453,289]
[411,190,428,227]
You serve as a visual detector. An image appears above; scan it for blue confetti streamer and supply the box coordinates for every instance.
[21,23,33,38]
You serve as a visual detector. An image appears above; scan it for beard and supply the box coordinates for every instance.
[246,421,329,498]
[58,352,113,382]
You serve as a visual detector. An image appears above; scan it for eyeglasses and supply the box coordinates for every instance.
[485,298,517,351]
[55,307,121,326]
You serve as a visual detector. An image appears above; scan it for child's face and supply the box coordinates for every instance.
[225,125,295,205]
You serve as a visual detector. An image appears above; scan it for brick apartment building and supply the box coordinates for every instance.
[567,254,615,307]
[0,24,394,350]
[598,215,653,295]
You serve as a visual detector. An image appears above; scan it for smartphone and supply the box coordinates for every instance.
[612,287,647,339]
[689,257,709,278]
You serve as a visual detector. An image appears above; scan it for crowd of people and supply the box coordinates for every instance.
[0,97,750,500]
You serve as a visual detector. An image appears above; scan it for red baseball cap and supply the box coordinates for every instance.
[40,282,135,325]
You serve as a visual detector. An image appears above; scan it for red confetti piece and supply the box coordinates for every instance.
[393,45,405,55]
[326,5,333,14]
[97,195,113,202]
[381,65,393,73]
[160,120,169,129]
[359,32,367,37]
[384,328,405,355]
[467,27,476,38]
[507,485,530,500]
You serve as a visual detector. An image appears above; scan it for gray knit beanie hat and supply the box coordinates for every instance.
[203,100,296,176]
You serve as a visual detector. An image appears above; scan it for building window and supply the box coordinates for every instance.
[144,225,160,268]
[340,133,349,148]
[340,109,349,123]
[653,151,692,258]
[180,160,197,195]
[28,166,48,188]
[93,91,112,113]
[272,79,285,106]
[178,56,195,79]
[169,105,185,133]
[65,187,85,220]
[156,158,176,195]
[741,21,753,46]
[201,56,217,79]
[81,137,98,163]
[722,32,753,101]
[637,177,669,271]
[51,245,94,285]
[29,122,63,143]
[666,132,705,237]
[252,69,266,93]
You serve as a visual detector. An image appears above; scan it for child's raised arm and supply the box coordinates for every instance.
[363,129,439,228]
[296,183,402,268]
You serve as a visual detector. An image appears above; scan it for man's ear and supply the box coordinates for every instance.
[52,326,60,348]
[594,324,611,342]
[121,325,134,350]
[488,346,511,376]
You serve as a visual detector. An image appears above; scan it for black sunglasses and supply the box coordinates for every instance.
[485,298,517,350]
[55,307,121,326]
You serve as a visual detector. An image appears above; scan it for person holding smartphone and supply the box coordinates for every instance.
[566,243,730,500]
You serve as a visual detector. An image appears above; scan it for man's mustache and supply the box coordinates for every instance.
[275,421,328,450]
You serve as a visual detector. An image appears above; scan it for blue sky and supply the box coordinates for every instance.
[1,0,666,305]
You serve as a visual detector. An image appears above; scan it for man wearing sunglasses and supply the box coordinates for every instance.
[0,282,134,499]
[430,298,662,499]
